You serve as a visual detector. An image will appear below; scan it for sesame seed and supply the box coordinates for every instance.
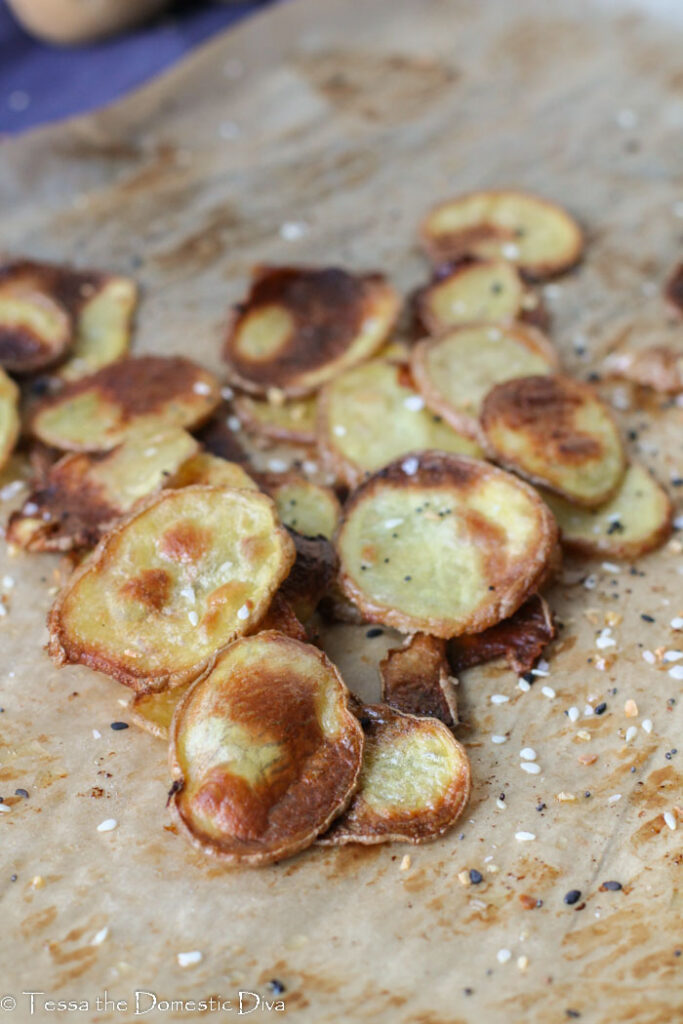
[663,811,677,831]
[517,955,529,971]
[491,734,507,744]
[491,694,509,704]
[97,819,117,832]
[669,665,683,680]
[496,798,506,810]
[583,575,597,590]
[1,576,14,589]
[664,650,683,662]
[624,699,638,717]
[469,869,483,884]
[177,950,203,967]
[642,718,653,733]
[501,242,520,259]
[333,425,347,436]
[403,395,424,411]
[91,927,109,946]
[496,948,512,964]
[267,458,288,473]
[564,889,581,905]
[0,805,10,814]
[227,415,242,432]
[515,831,535,842]
[92,729,101,739]
[521,762,541,775]
[542,686,556,699]
[110,722,128,731]
[671,617,683,630]
[384,518,404,529]
[568,706,580,723]
[180,585,196,605]
[594,702,607,715]
[518,678,531,692]
[601,880,622,891]
[625,726,637,742]
[520,747,537,761]
[188,610,199,627]
[365,627,383,638]
[237,604,250,621]
[642,649,656,664]
[608,794,622,804]
[220,386,235,401]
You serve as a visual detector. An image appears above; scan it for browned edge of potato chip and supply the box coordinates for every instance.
[318,702,471,846]
[380,632,459,728]
[336,451,559,638]
[664,262,683,317]
[448,594,555,677]
[280,528,339,623]
[168,631,365,865]
[603,344,683,394]
[222,265,401,397]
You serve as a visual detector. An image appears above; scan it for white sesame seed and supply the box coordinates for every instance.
[642,649,656,665]
[193,381,212,395]
[530,667,549,677]
[267,458,288,473]
[491,694,509,704]
[669,665,683,680]
[608,794,622,804]
[625,726,637,742]
[402,457,419,476]
[177,950,203,967]
[491,735,507,744]
[227,415,241,432]
[496,798,506,809]
[180,585,196,605]
[403,395,424,412]
[642,718,653,734]
[399,853,411,871]
[333,425,347,436]
[280,221,308,241]
[664,811,677,831]
[97,819,117,832]
[92,729,101,739]
[188,611,199,627]
[91,927,109,946]
[237,604,250,621]
[496,948,512,964]
[515,831,535,842]
[384,518,404,529]
[520,762,541,775]
[568,706,580,723]
[670,617,683,630]
[517,955,529,971]
[0,804,11,814]
[541,686,556,699]
[518,678,531,692]
[520,747,537,761]
[601,562,620,574]
[583,704,594,716]
[583,575,597,590]
[664,650,683,661]
[0,606,7,618]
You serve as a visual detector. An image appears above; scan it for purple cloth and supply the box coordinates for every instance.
[0,1,271,135]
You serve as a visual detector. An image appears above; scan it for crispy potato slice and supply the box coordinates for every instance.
[281,529,339,622]
[414,259,547,334]
[318,703,470,846]
[234,393,317,445]
[603,344,683,394]
[168,631,364,865]
[31,356,220,452]
[223,266,401,397]
[0,368,20,471]
[167,452,258,490]
[380,633,458,728]
[411,324,559,438]
[318,359,482,488]
[481,375,626,507]
[0,262,73,373]
[665,262,683,316]
[258,472,341,539]
[449,594,555,676]
[540,462,672,560]
[58,275,137,381]
[420,190,583,279]
[48,486,296,692]
[336,451,557,637]
[7,426,198,552]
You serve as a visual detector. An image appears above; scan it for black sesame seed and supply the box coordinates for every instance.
[665,751,672,760]
[564,890,582,905]
[594,702,607,715]
[14,789,28,799]
[10,874,17,882]
[463,988,473,996]
[671,478,683,488]
[110,722,129,731]
[640,614,655,623]
[523,672,535,684]
[469,869,483,885]
[584,791,591,798]
[536,803,546,812]
[267,980,286,995]
[404,575,412,582]
[601,880,622,891]
[607,520,624,535]
[498,793,505,801]
[565,1011,581,1019]
[365,627,383,638]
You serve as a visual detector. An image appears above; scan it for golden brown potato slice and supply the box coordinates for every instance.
[481,375,626,507]
[448,594,555,677]
[0,368,20,471]
[258,472,341,539]
[336,451,558,638]
[411,324,559,438]
[540,462,672,560]
[281,530,339,622]
[380,633,458,728]
[234,393,317,445]
[168,631,364,865]
[414,259,547,335]
[7,426,198,552]
[317,359,483,488]
[665,262,683,316]
[603,344,683,394]
[58,274,137,381]
[223,266,401,397]
[48,486,296,692]
[318,703,470,846]
[167,452,258,490]
[0,262,73,373]
[420,190,583,280]
[31,356,220,452]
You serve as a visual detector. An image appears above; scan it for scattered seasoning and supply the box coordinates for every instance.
[568,706,580,723]
[565,1011,581,1019]
[600,880,622,891]
[14,789,28,799]
[97,818,117,833]
[91,927,109,945]
[541,686,556,699]
[642,718,653,734]
[663,811,677,831]
[491,694,509,704]
[564,889,581,905]
[625,726,638,742]
[578,753,598,766]
[520,748,537,761]
[177,951,203,967]
[641,614,655,623]
[669,666,683,680]
[267,980,286,995]
[237,604,250,621]
[10,874,17,882]
[536,803,546,812]
[643,650,656,665]
[518,678,531,692]
[92,729,101,739]
[608,793,622,804]
[365,627,383,638]
[671,617,683,630]
[399,854,411,871]
[594,702,607,715]
[496,948,512,964]
[521,763,541,775]
[110,722,129,731]
[491,735,507,744]
[469,869,483,885]
[515,832,535,842]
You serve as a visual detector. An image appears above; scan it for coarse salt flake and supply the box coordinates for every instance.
[642,718,653,734]
[625,726,637,742]
[497,948,512,964]
[97,819,117,832]
[403,395,424,412]
[542,686,556,699]
[520,748,537,761]
[669,665,683,680]
[491,694,509,704]
[568,706,580,723]
[402,457,419,476]
[491,735,507,744]
[515,831,535,842]
[663,811,677,831]
[520,762,541,775]
[91,927,109,946]
[177,951,203,967]
[237,604,250,621]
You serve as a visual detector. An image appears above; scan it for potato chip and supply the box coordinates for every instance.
[168,631,364,865]
[411,323,559,438]
[281,530,339,622]
[193,404,249,464]
[317,359,483,488]
[336,451,558,637]
[480,374,626,507]
[420,190,583,279]
[48,486,296,692]
[7,426,198,552]
[234,393,317,445]
[540,462,672,559]
[58,274,137,381]
[0,368,20,471]
[448,594,555,676]
[318,703,470,846]
[0,261,73,373]
[380,633,459,728]
[167,452,258,490]
[258,472,341,539]
[31,356,220,452]
[223,266,400,397]
[603,344,683,394]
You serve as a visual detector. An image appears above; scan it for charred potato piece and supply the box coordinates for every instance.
[420,191,583,280]
[0,263,73,374]
[223,266,401,397]
[168,631,364,865]
[31,356,220,452]
[193,404,249,465]
[0,368,20,471]
[380,633,458,728]
[318,703,470,846]
[336,451,558,638]
[48,486,296,692]
[317,359,482,488]
[234,393,317,445]
[664,262,683,316]
[281,529,339,623]
[7,426,198,552]
[448,594,555,677]
[603,344,683,394]
[167,452,258,490]
[540,462,672,560]
[58,274,137,381]
[258,472,341,540]
[411,324,559,438]
[481,375,626,507]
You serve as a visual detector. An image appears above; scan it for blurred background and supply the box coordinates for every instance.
[0,0,277,134]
